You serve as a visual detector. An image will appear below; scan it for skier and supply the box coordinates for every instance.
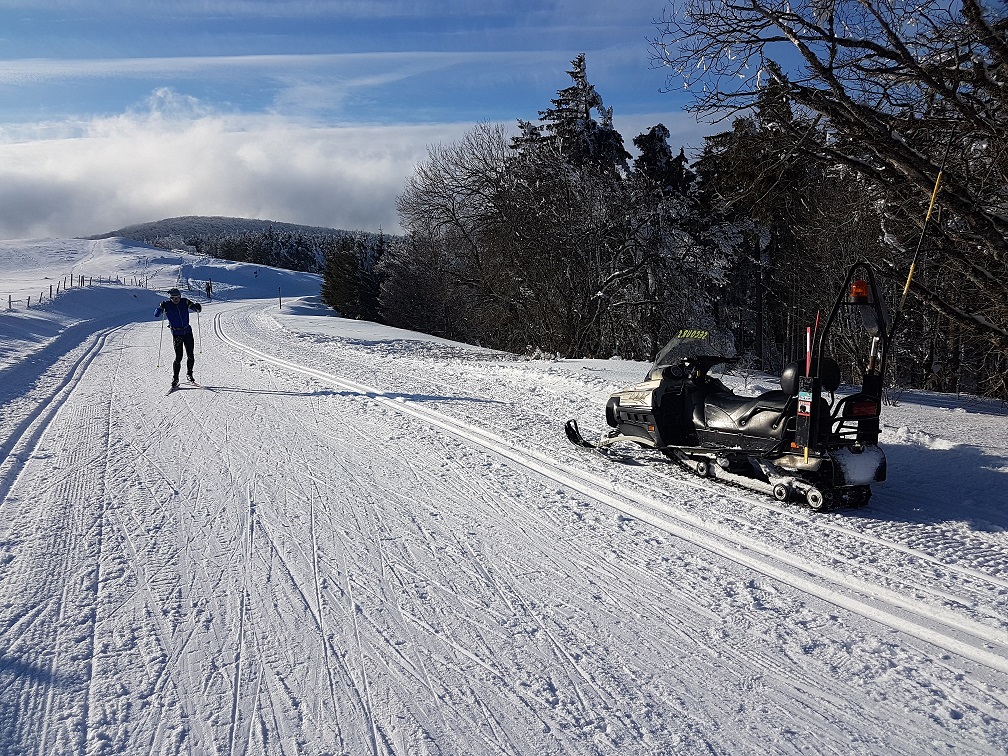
[205,280,213,299]
[155,287,203,389]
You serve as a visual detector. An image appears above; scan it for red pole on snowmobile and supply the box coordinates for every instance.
[805,327,812,375]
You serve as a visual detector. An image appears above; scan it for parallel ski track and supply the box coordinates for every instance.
[326,342,1008,616]
[213,310,1008,679]
[236,303,1008,616]
[257,305,1008,640]
[0,325,123,507]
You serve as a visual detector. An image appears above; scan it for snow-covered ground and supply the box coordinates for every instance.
[1,237,1007,755]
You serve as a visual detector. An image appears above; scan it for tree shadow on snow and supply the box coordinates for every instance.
[848,440,1008,531]
[196,385,341,398]
[199,385,505,406]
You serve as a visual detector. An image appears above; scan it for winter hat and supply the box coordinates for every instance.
[168,288,181,298]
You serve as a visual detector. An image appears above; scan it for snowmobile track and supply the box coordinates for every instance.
[214,310,1008,678]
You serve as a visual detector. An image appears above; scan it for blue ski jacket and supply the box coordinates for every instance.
[156,297,202,334]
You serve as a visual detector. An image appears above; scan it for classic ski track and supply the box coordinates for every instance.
[638,462,1008,593]
[215,307,1008,678]
[0,326,120,508]
[79,324,122,754]
[252,304,1008,612]
[245,304,1008,612]
[4,331,132,754]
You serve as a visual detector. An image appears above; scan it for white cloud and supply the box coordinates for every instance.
[0,96,474,239]
[0,83,718,241]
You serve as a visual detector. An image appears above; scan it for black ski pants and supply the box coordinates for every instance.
[172,331,196,381]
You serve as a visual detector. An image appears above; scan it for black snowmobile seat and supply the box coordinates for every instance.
[686,373,731,428]
[703,390,794,436]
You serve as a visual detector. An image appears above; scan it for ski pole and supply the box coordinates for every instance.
[197,310,202,353]
[157,312,165,367]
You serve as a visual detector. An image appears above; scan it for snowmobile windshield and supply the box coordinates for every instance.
[653,328,735,369]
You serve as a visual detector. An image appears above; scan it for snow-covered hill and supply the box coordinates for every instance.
[90,215,375,249]
[1,237,1007,754]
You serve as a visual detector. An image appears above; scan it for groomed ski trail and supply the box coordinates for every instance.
[213,308,1008,675]
[0,297,1005,755]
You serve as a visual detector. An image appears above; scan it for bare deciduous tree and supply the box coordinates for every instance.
[652,0,1008,374]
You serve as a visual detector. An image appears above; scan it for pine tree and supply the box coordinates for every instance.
[514,53,630,173]
[320,237,360,316]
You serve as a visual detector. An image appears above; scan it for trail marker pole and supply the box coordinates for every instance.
[893,130,955,336]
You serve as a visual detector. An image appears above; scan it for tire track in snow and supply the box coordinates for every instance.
[215,310,1008,678]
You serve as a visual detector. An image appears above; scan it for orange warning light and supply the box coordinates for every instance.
[848,279,871,303]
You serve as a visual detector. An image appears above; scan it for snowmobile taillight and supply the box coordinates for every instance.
[848,279,871,303]
[849,398,878,417]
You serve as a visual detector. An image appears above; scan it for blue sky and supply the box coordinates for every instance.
[0,1,714,238]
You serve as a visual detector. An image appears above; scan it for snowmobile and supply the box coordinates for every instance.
[565,261,890,511]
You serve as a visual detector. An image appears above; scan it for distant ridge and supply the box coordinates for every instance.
[89,215,359,243]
